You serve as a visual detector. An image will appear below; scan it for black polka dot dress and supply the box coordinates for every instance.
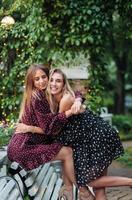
[56,109,124,187]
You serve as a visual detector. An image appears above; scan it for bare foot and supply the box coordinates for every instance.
[79,186,95,200]
[58,185,73,200]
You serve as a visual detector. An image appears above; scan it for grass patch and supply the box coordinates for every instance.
[117,147,132,167]
[24,196,30,200]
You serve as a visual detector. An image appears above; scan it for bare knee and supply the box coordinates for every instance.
[58,146,73,161]
[54,146,73,161]
[62,146,73,157]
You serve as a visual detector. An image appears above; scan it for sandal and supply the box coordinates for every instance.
[79,186,95,200]
[58,185,73,200]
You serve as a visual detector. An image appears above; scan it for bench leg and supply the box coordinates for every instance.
[73,185,78,200]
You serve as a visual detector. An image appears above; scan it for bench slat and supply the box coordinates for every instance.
[50,178,63,200]
[17,197,23,200]
[43,172,58,200]
[0,180,15,200]
[25,163,50,187]
[8,187,20,200]
[28,165,54,196]
[0,178,7,192]
[25,165,42,187]
[34,166,56,200]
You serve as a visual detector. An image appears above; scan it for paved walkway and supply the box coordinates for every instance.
[106,141,132,200]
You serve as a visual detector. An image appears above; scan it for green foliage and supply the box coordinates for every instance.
[104,0,132,113]
[119,131,132,141]
[85,80,104,113]
[84,65,108,112]
[118,147,132,168]
[0,0,131,120]
[112,114,132,141]
[0,126,13,148]
[24,196,30,200]
[112,115,132,133]
[102,96,114,112]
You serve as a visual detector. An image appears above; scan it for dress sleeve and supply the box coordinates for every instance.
[74,90,85,103]
[32,95,68,135]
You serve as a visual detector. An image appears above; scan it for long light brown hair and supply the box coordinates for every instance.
[19,64,49,120]
[47,68,75,113]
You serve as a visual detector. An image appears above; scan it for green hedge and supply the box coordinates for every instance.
[117,147,132,168]
[112,115,132,133]
[112,115,132,141]
[0,126,13,148]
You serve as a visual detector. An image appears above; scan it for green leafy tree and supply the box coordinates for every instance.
[0,0,131,121]
[105,1,132,114]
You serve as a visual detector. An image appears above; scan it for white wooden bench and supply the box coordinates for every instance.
[0,176,23,200]
[0,145,78,200]
[9,160,78,200]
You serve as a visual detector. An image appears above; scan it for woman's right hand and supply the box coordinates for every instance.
[15,123,43,134]
[15,123,31,134]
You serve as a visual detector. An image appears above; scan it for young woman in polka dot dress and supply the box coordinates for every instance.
[46,69,132,199]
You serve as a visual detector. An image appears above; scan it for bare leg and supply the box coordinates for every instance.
[53,146,76,187]
[95,168,107,200]
[54,146,95,199]
[53,147,132,199]
[88,176,132,188]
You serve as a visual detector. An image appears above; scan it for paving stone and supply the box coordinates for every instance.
[106,158,132,200]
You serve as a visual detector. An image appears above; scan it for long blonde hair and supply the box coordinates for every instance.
[47,68,75,113]
[19,64,49,120]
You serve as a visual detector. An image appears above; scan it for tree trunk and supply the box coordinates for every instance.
[114,52,127,114]
[114,69,125,114]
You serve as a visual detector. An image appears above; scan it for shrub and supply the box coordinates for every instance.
[117,147,132,168]
[112,115,132,134]
[0,126,13,148]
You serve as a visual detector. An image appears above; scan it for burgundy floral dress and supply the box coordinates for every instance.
[7,90,68,170]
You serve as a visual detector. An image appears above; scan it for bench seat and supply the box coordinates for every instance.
[0,176,23,200]
[9,161,78,200]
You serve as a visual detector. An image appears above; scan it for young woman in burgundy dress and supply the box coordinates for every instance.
[7,64,92,200]
[43,69,132,200]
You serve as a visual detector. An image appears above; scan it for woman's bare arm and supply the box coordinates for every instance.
[59,93,75,113]
[15,123,43,134]
[15,93,84,134]
[15,94,74,134]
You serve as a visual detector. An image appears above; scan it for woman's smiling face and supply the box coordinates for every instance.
[34,69,49,91]
[50,72,64,95]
